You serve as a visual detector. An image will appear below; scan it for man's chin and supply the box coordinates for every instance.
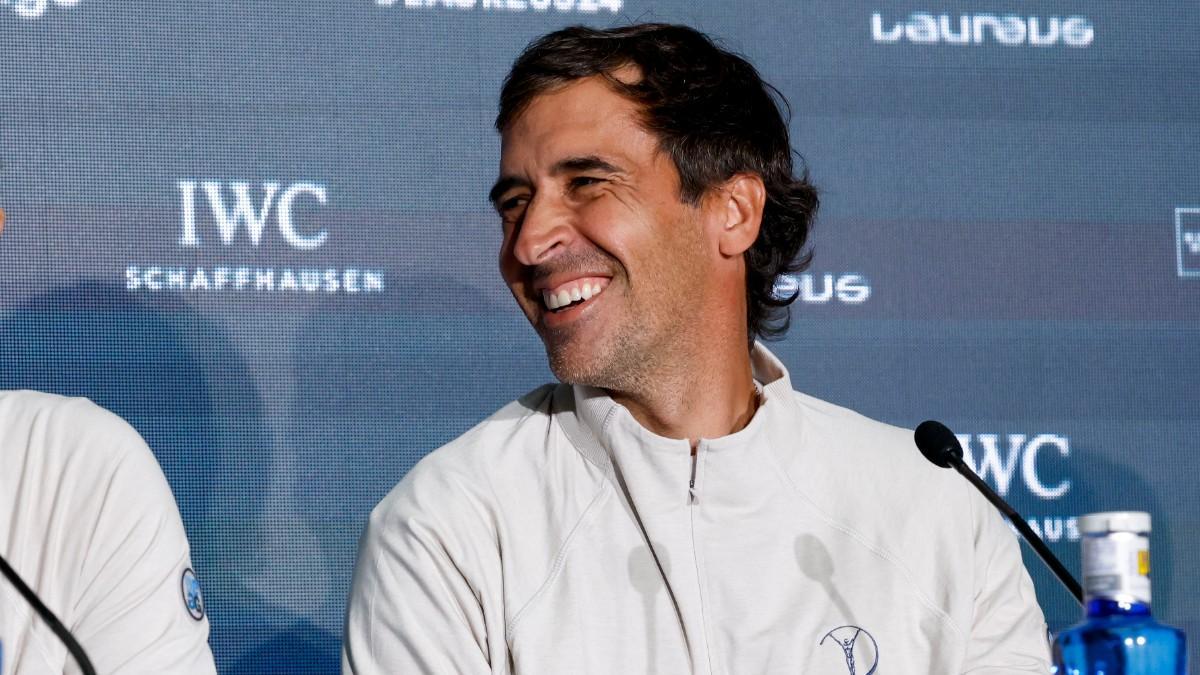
[544,343,599,386]
[537,314,642,390]
[541,333,612,388]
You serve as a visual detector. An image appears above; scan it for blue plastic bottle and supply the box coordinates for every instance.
[1053,511,1187,674]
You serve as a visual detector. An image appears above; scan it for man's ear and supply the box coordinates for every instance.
[714,173,765,258]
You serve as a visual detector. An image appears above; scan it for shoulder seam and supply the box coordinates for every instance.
[504,482,612,644]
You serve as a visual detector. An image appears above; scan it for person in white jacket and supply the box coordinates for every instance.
[0,391,218,674]
[344,23,1050,674]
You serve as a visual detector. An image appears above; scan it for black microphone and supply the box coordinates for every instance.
[0,551,97,675]
[914,420,1083,604]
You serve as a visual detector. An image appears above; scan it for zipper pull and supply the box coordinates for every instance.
[688,446,699,504]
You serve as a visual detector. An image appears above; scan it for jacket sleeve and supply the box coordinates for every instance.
[342,460,507,675]
[961,486,1052,673]
[66,400,218,675]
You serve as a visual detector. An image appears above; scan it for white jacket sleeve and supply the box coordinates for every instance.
[962,486,1052,673]
[342,459,508,675]
[50,398,216,675]
[69,415,218,672]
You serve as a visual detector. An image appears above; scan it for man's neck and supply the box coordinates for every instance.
[608,344,759,447]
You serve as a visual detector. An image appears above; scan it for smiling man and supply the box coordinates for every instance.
[343,23,1050,674]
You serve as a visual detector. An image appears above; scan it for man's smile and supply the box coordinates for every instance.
[539,275,611,312]
[530,274,614,330]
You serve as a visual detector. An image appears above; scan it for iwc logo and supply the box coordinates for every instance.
[181,568,205,621]
[819,625,879,675]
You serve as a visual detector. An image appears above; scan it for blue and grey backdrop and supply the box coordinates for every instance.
[2,1,1198,672]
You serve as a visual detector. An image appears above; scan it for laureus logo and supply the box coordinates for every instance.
[871,11,1094,47]
[820,625,879,675]
[773,273,871,305]
[4,0,83,20]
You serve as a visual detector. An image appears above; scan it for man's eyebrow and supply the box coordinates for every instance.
[550,155,625,176]
[489,176,530,207]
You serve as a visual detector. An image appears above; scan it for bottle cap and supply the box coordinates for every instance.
[1079,511,1151,535]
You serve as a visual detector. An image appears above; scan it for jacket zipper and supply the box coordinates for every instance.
[688,439,713,673]
[688,444,699,503]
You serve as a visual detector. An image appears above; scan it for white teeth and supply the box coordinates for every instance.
[542,281,606,310]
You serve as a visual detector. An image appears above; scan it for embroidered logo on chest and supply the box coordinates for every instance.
[819,625,878,675]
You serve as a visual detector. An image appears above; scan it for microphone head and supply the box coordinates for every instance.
[914,420,964,469]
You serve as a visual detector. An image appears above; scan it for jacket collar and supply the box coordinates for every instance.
[558,342,794,471]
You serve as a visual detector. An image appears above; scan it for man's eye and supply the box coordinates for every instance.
[499,196,527,212]
[569,176,604,189]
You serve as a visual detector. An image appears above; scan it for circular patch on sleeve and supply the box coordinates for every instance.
[181,568,205,621]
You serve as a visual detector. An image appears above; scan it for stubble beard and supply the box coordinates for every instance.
[530,255,661,394]
[541,310,657,395]
[540,280,698,402]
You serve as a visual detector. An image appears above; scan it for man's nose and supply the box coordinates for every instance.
[511,194,574,267]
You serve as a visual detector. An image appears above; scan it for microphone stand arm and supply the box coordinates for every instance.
[948,457,1083,604]
[0,552,97,675]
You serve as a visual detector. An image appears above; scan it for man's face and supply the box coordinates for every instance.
[493,75,713,390]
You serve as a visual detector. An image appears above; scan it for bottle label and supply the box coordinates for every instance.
[1082,532,1151,604]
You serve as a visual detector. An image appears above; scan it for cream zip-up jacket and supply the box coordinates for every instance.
[343,345,1050,674]
[0,391,217,675]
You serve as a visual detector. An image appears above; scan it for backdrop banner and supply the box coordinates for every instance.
[2,1,1197,672]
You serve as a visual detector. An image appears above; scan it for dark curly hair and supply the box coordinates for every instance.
[496,23,818,342]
